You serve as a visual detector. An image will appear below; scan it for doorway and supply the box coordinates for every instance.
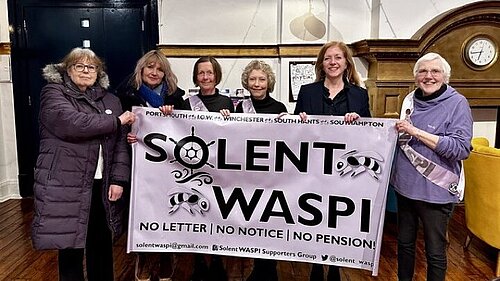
[8,0,158,196]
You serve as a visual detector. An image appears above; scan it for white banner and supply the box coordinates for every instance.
[127,107,398,275]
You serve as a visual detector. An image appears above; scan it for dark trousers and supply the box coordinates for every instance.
[191,254,227,281]
[247,258,278,281]
[310,264,340,281]
[396,194,454,281]
[135,252,174,279]
[58,180,114,281]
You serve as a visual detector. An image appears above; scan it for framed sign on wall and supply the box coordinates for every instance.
[289,61,316,102]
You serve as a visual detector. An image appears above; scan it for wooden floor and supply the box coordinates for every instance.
[0,198,497,281]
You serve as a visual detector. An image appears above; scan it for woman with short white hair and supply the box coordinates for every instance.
[391,52,473,281]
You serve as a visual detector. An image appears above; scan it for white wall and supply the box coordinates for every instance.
[471,108,497,145]
[160,0,279,45]
[0,0,21,201]
[0,81,20,202]
[0,0,9,41]
[378,0,480,39]
[162,0,483,101]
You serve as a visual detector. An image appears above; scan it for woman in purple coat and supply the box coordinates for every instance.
[31,48,135,281]
[391,53,472,281]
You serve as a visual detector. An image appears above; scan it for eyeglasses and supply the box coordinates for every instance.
[416,69,442,77]
[73,63,98,73]
[197,71,214,77]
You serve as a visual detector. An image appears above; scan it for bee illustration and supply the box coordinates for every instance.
[168,187,209,215]
[335,150,383,180]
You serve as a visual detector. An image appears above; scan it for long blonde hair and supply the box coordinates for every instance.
[132,50,178,94]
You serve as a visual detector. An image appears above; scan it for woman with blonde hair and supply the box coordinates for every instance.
[232,60,287,115]
[117,49,185,281]
[118,49,184,112]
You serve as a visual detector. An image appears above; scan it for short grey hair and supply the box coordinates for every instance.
[413,52,451,83]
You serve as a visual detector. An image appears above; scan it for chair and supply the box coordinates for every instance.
[463,137,500,278]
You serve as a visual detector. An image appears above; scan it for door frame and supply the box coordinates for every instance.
[7,0,159,196]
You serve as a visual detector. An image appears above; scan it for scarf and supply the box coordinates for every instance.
[138,82,168,108]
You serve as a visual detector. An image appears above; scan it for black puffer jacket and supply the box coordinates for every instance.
[31,64,130,250]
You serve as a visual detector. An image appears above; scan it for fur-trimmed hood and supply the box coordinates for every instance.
[42,63,110,89]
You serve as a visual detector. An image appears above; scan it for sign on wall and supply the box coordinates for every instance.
[289,61,316,102]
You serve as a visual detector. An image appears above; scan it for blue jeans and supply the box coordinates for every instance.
[396,193,454,281]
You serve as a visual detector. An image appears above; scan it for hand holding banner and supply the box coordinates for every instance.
[127,107,398,276]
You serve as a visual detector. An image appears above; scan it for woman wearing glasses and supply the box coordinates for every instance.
[391,53,473,281]
[31,47,135,281]
[179,56,234,112]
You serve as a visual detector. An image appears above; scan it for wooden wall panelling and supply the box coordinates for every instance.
[159,45,279,58]
[370,82,414,118]
[158,44,323,58]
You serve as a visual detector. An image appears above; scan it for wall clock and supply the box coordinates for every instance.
[463,35,497,70]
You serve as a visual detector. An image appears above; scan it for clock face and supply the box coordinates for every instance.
[465,37,497,68]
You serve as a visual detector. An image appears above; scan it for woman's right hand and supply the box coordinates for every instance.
[119,111,136,125]
[127,132,138,144]
[159,105,174,115]
[220,109,231,117]
[299,112,308,122]
[276,112,289,119]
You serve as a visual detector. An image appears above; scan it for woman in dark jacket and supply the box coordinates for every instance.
[293,41,370,120]
[294,41,371,281]
[117,50,185,112]
[117,50,184,281]
[31,47,135,281]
